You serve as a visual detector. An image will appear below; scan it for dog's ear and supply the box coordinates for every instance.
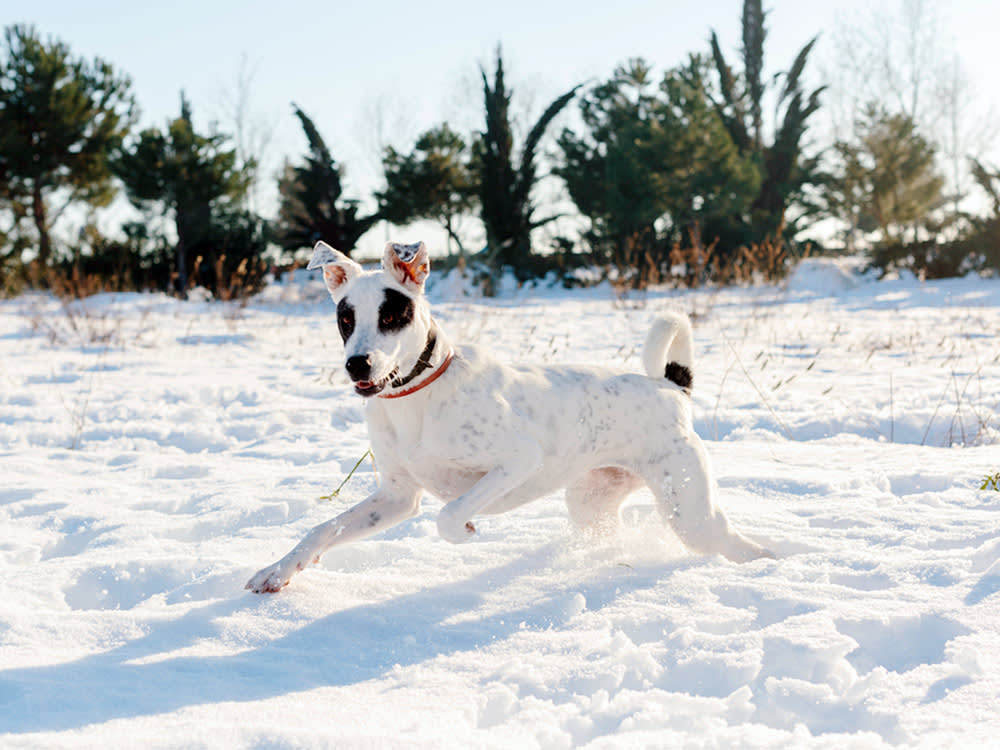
[308,241,362,299]
[382,241,430,292]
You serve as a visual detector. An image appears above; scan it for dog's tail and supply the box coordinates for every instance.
[642,313,694,393]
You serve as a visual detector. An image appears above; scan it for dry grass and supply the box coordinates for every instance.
[608,222,807,294]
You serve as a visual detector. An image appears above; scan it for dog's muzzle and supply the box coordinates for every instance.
[346,361,401,398]
[352,373,393,398]
[345,354,390,397]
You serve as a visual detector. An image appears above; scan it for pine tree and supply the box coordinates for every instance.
[970,159,1000,218]
[0,24,135,265]
[556,60,664,273]
[477,46,579,285]
[968,159,1000,271]
[378,123,477,257]
[275,104,379,255]
[708,1,824,241]
[114,93,247,293]
[556,57,759,283]
[840,105,944,244]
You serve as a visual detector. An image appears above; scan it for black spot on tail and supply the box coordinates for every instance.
[664,362,692,393]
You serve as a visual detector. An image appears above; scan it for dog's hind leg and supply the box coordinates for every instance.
[640,434,774,563]
[564,467,642,532]
[246,478,421,593]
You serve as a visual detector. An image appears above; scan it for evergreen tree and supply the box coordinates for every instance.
[114,93,247,293]
[556,60,664,273]
[968,159,1000,271]
[819,139,878,253]
[658,57,762,249]
[477,46,579,284]
[0,24,135,265]
[970,159,1000,219]
[708,1,824,241]
[556,57,759,281]
[378,123,477,257]
[831,105,944,244]
[275,104,379,255]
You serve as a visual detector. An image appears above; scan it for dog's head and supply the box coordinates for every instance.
[308,240,433,398]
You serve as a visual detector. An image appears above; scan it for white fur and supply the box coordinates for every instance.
[247,242,773,593]
[642,315,693,380]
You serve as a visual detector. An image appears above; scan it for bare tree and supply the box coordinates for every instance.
[827,0,944,132]
[218,54,277,217]
[825,0,997,228]
[935,50,999,225]
[356,94,414,185]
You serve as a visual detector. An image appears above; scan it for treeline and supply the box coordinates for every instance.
[2,1,999,298]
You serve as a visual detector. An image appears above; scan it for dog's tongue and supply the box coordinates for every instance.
[356,380,374,389]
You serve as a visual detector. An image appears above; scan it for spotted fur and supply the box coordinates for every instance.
[246,240,774,593]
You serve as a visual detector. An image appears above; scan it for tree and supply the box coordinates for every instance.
[477,46,579,283]
[829,105,944,245]
[829,0,942,135]
[115,93,247,293]
[556,60,665,274]
[657,57,762,250]
[275,104,379,256]
[556,57,759,282]
[0,24,136,265]
[968,159,1000,271]
[220,54,276,217]
[819,140,878,253]
[970,159,1000,219]
[378,123,477,257]
[827,1,997,229]
[708,1,824,241]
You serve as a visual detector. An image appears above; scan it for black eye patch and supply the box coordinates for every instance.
[378,289,415,333]
[336,299,355,341]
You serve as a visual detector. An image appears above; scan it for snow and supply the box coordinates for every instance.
[2,261,999,748]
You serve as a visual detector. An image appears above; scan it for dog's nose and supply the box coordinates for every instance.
[345,354,373,382]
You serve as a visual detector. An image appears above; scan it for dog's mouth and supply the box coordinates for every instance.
[353,377,387,397]
[351,369,399,398]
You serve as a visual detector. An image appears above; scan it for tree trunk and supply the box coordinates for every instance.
[175,211,188,298]
[31,183,52,266]
[173,201,211,297]
[445,213,466,261]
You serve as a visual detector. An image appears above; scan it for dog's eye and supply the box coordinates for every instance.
[337,308,355,340]
[378,289,414,333]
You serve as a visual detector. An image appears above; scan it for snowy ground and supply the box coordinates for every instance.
[1,260,999,748]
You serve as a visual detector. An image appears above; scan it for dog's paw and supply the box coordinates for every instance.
[722,537,777,564]
[437,509,476,544]
[246,562,295,594]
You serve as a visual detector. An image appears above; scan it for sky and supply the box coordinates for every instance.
[11,0,1000,255]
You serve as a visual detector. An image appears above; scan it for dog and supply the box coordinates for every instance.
[246,240,773,593]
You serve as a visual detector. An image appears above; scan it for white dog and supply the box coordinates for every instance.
[246,241,772,593]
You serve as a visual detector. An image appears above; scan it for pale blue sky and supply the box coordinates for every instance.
[12,0,1000,254]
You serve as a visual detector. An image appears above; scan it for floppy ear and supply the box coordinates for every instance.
[382,241,430,292]
[307,241,362,299]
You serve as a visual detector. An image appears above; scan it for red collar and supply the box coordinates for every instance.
[379,349,455,399]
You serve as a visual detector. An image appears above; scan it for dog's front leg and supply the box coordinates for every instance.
[247,480,420,593]
[437,440,544,544]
